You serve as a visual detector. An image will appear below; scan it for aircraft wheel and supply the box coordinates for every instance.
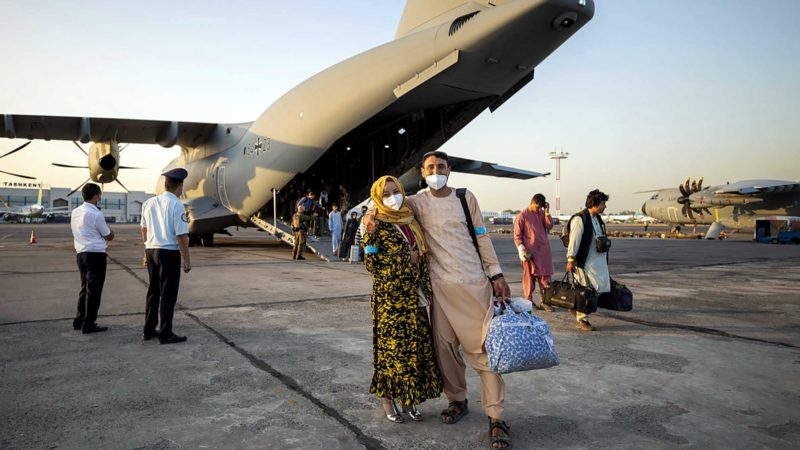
[201,234,214,247]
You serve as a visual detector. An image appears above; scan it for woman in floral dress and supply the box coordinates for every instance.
[363,175,441,423]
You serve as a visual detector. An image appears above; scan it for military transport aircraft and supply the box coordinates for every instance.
[640,178,800,238]
[0,0,594,243]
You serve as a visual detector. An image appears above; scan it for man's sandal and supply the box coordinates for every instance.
[440,399,469,424]
[489,418,511,449]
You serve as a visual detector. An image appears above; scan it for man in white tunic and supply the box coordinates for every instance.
[400,151,513,449]
[566,189,611,331]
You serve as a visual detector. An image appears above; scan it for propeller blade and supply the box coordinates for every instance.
[678,183,688,197]
[697,177,704,191]
[72,140,89,156]
[682,203,694,220]
[114,178,130,193]
[68,178,91,197]
[684,178,691,195]
[0,169,37,180]
[52,163,89,169]
[692,207,704,216]
[118,165,146,169]
[0,141,32,160]
[691,180,698,192]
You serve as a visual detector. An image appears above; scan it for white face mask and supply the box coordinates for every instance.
[382,193,403,211]
[425,174,448,190]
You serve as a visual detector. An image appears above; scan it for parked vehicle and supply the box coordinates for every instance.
[754,217,800,244]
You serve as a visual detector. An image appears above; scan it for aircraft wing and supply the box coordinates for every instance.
[1,114,222,148]
[712,180,800,195]
[448,155,548,179]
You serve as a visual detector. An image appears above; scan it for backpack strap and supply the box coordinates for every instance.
[455,188,482,260]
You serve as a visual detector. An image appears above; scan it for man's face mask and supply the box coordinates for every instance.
[382,194,403,211]
[425,174,448,190]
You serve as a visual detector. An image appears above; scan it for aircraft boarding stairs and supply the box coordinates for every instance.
[249,215,341,262]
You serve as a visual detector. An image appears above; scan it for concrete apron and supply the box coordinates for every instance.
[1,224,799,449]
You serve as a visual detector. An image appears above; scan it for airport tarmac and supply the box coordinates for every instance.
[1,223,799,449]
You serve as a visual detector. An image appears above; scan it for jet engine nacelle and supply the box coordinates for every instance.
[88,141,120,184]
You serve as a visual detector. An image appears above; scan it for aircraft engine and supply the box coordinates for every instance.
[676,177,711,220]
[688,192,762,207]
[89,141,121,183]
[53,140,143,195]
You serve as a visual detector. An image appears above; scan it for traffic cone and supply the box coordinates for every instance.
[29,230,37,244]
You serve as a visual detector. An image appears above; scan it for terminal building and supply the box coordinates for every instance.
[0,180,153,223]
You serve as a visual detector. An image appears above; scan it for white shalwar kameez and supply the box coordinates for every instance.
[567,214,611,321]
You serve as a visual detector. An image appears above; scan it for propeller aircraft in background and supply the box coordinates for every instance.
[640,178,800,238]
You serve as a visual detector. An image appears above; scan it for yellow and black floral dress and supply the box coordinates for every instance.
[364,221,442,405]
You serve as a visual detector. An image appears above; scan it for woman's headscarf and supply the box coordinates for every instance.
[369,175,428,255]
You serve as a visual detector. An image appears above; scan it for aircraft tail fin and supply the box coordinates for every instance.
[396,0,493,39]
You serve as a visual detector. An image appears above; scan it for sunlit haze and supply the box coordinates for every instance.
[1,0,797,213]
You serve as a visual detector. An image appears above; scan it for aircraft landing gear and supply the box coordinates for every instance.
[189,233,216,247]
[188,234,202,247]
[201,233,214,247]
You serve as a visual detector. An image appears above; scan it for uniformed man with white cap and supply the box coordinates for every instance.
[140,168,191,344]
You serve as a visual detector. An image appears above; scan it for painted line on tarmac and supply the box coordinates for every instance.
[107,254,150,286]
[0,295,369,327]
[602,313,799,349]
[184,311,387,450]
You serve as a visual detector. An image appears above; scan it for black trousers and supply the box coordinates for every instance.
[75,252,107,328]
[144,249,181,337]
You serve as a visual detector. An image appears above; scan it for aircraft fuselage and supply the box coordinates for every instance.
[156,0,594,235]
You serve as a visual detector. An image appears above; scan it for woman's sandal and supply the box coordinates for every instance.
[489,418,511,449]
[440,399,469,424]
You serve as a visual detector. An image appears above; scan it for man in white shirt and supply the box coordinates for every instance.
[71,183,114,334]
[566,189,611,332]
[140,168,191,344]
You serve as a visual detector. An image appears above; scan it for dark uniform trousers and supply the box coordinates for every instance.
[144,249,181,337]
[75,252,107,329]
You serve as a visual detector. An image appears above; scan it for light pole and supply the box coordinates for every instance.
[549,151,569,217]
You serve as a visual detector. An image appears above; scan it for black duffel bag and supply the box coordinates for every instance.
[543,272,598,314]
[598,278,633,311]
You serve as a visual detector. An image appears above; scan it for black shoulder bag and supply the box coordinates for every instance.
[455,188,482,259]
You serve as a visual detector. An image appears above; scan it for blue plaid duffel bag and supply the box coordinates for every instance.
[486,309,559,374]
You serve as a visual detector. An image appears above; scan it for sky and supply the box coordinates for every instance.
[1,0,798,214]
